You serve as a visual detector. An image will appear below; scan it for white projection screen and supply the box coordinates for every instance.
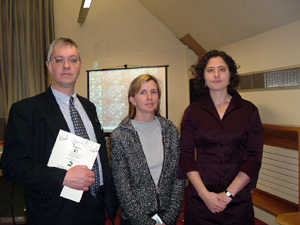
[88,66,168,133]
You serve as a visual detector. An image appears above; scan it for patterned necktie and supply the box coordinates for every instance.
[69,97,100,197]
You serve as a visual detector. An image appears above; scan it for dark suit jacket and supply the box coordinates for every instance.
[2,88,118,225]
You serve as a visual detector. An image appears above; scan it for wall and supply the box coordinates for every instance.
[222,20,300,126]
[53,0,198,127]
[53,2,300,224]
[53,0,300,137]
[221,21,300,224]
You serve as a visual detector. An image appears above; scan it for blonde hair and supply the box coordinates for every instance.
[128,74,161,119]
[47,37,81,62]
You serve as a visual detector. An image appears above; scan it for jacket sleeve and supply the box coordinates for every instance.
[178,105,198,179]
[110,129,156,225]
[2,101,66,196]
[160,124,186,225]
[239,105,264,187]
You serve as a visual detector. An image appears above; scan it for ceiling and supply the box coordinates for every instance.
[137,0,300,51]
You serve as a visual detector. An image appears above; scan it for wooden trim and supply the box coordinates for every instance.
[263,124,300,151]
[263,124,300,131]
[179,34,207,58]
[252,188,298,216]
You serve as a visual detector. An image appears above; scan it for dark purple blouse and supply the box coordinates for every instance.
[178,91,264,189]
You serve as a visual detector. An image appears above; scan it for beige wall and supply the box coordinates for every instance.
[54,0,300,127]
[221,21,300,224]
[221,21,300,126]
[53,0,198,127]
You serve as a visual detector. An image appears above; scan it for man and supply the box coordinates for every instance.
[2,38,118,225]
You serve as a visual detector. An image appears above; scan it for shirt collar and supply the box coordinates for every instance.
[51,85,77,105]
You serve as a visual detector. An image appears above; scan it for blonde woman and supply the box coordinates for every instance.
[110,74,186,225]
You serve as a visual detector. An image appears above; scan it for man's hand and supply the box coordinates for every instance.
[63,165,95,191]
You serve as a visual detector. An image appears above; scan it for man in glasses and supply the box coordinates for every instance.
[2,37,118,225]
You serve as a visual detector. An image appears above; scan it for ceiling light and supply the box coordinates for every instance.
[77,0,93,24]
[83,0,93,8]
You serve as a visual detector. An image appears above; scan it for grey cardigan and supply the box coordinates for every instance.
[110,116,186,225]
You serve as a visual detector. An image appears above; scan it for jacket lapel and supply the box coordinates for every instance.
[43,88,70,139]
[198,91,244,122]
[222,91,244,119]
[199,94,221,122]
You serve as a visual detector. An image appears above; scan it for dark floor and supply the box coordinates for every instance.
[105,208,268,225]
[105,191,268,225]
[0,179,268,225]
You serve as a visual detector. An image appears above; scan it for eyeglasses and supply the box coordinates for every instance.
[50,57,80,65]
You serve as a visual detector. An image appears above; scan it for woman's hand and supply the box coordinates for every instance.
[218,192,233,205]
[202,191,227,213]
[186,171,227,213]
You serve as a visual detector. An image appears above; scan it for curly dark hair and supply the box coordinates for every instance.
[191,50,240,95]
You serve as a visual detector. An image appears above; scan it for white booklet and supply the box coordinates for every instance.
[152,214,163,224]
[47,129,100,203]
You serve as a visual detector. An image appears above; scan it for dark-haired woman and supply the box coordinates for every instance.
[178,50,263,225]
[110,74,186,225]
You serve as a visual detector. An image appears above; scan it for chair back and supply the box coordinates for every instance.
[0,118,6,141]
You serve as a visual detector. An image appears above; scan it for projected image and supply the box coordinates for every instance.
[88,66,167,133]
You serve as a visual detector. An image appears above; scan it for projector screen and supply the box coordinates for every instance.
[88,66,168,133]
